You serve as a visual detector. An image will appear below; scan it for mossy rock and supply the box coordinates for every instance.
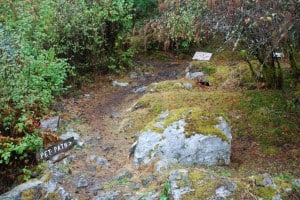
[142,107,229,142]
[183,170,219,199]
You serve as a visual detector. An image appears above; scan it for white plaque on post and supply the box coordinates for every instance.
[192,52,212,61]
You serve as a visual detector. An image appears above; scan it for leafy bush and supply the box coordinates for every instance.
[133,0,209,52]
[0,0,71,170]
[0,133,42,165]
[53,0,134,73]
[0,28,70,136]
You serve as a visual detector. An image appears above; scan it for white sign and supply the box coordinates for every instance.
[192,52,213,61]
[273,52,284,58]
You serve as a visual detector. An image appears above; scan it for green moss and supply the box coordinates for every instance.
[190,61,216,75]
[184,108,228,141]
[183,170,218,199]
[147,79,194,93]
[139,107,229,142]
[262,146,278,156]
[21,189,36,200]
[44,192,60,200]
[254,187,277,200]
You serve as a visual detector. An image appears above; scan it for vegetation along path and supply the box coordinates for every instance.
[48,54,299,199]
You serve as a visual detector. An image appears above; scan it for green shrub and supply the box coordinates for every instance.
[0,132,42,165]
[53,0,134,73]
[0,28,70,135]
[135,0,209,52]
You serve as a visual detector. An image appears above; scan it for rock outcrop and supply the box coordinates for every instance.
[133,109,232,167]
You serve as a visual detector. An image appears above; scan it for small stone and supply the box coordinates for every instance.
[40,116,60,132]
[60,130,80,141]
[89,155,97,161]
[114,169,133,181]
[91,184,104,196]
[102,144,114,152]
[169,169,193,200]
[76,141,85,148]
[185,71,204,79]
[262,173,276,188]
[62,154,76,165]
[285,188,293,195]
[126,182,141,191]
[96,157,110,167]
[130,72,139,79]
[86,165,97,172]
[292,179,300,190]
[132,86,147,94]
[141,174,156,187]
[110,111,119,119]
[73,174,89,188]
[112,80,129,87]
[184,83,193,90]
[94,191,120,200]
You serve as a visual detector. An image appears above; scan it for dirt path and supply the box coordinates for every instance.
[58,57,189,199]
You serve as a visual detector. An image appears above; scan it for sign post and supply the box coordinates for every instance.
[192,52,213,61]
[36,137,75,162]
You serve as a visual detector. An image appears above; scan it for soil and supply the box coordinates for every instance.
[57,55,189,198]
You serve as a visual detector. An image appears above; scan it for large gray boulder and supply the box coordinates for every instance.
[133,111,232,167]
[0,180,43,200]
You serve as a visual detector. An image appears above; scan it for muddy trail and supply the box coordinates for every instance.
[58,57,189,199]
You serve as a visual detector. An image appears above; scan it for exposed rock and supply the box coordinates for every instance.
[130,72,139,79]
[128,141,137,158]
[40,116,60,132]
[212,180,237,199]
[169,169,194,200]
[262,173,276,188]
[89,155,97,161]
[123,194,141,200]
[95,156,110,167]
[0,180,43,200]
[102,143,114,152]
[112,80,129,87]
[133,131,162,165]
[293,179,300,190]
[126,182,141,191]
[73,174,89,188]
[155,159,177,173]
[83,94,91,98]
[86,165,97,172]
[133,114,231,166]
[141,174,156,187]
[184,82,193,90]
[60,129,80,141]
[114,169,133,181]
[93,191,120,200]
[132,86,147,94]
[110,111,119,119]
[42,165,65,194]
[56,186,76,200]
[185,71,204,80]
[90,184,104,196]
[141,191,160,200]
[60,129,84,147]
